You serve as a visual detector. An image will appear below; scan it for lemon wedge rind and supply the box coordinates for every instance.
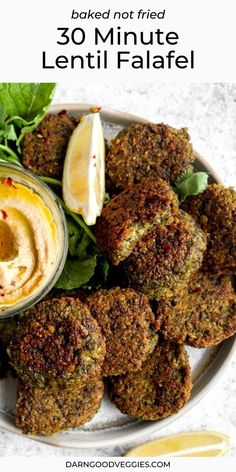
[62,112,105,226]
[125,431,231,458]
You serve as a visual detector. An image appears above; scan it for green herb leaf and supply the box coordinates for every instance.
[174,171,209,203]
[0,105,17,142]
[0,83,56,122]
[174,167,194,185]
[39,176,62,187]
[100,258,109,282]
[0,83,56,149]
[0,105,6,126]
[54,216,98,290]
[67,219,82,257]
[104,192,111,205]
[55,256,97,290]
[0,124,17,141]
[67,218,91,259]
[83,255,110,291]
[0,144,22,165]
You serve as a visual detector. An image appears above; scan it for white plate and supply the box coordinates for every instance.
[0,104,235,448]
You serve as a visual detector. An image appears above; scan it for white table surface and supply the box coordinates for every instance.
[0,82,235,457]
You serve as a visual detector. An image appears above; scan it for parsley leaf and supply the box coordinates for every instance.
[173,169,209,203]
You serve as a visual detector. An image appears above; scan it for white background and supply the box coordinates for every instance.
[0,0,236,81]
[0,457,236,472]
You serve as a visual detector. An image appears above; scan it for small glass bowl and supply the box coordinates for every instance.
[0,163,68,318]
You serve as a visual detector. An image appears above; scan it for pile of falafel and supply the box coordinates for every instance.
[0,112,235,436]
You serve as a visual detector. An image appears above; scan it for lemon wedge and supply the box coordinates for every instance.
[62,112,105,226]
[126,431,231,457]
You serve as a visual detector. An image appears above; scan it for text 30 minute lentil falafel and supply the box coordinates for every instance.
[7,297,105,388]
[106,123,193,192]
[96,176,178,265]
[16,378,104,435]
[182,184,236,274]
[123,210,207,300]
[108,340,192,421]
[157,271,236,348]
[87,287,158,376]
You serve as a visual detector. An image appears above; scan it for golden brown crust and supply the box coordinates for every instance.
[182,184,236,274]
[16,379,104,435]
[96,177,178,265]
[87,287,158,376]
[108,340,192,420]
[123,211,207,300]
[157,271,236,347]
[106,123,193,191]
[22,112,75,178]
[8,297,105,388]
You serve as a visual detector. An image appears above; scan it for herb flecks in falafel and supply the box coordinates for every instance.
[108,340,192,421]
[7,297,105,388]
[16,378,104,435]
[157,271,236,347]
[106,122,193,192]
[96,176,178,265]
[22,112,76,179]
[123,210,207,300]
[182,184,236,274]
[87,287,158,376]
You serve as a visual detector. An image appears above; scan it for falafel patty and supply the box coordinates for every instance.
[123,211,207,300]
[16,378,104,435]
[96,177,178,265]
[106,123,193,192]
[87,287,158,376]
[22,112,75,178]
[182,184,236,274]
[108,340,192,421]
[157,271,236,348]
[7,297,105,388]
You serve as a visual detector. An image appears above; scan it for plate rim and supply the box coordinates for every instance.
[0,103,235,449]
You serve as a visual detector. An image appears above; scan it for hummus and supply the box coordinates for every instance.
[0,177,59,309]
